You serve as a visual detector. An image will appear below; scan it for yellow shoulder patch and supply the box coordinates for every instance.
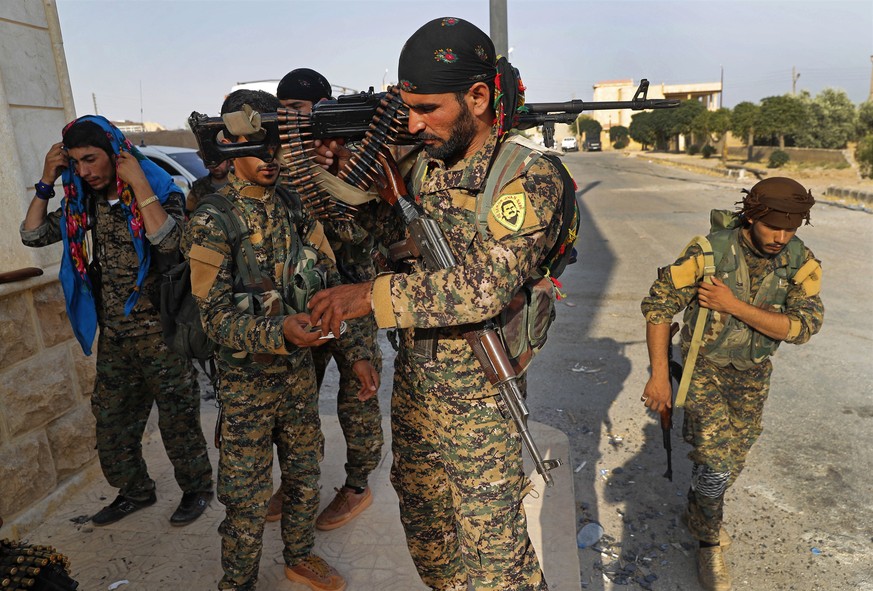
[670,254,704,289]
[792,258,822,297]
[189,244,225,299]
[486,178,541,240]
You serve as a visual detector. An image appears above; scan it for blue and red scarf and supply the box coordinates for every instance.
[59,115,179,355]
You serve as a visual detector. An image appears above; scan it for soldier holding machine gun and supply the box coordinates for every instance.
[307,17,563,591]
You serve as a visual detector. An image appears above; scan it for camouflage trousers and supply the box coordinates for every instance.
[312,318,383,489]
[216,354,323,591]
[682,356,772,544]
[92,331,212,500]
[389,360,547,591]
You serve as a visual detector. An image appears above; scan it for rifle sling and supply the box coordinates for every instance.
[675,236,715,408]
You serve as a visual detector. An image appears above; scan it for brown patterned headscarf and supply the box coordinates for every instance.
[738,177,815,229]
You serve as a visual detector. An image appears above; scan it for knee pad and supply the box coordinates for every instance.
[691,463,730,498]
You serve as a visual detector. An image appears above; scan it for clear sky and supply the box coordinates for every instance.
[56,0,873,130]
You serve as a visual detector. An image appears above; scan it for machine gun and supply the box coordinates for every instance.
[189,78,678,166]
[516,79,678,147]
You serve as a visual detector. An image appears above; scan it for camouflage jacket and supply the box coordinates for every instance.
[368,128,564,330]
[20,192,186,339]
[182,173,370,363]
[641,228,824,358]
[186,175,228,213]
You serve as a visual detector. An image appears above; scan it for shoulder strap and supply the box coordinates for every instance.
[196,193,263,290]
[675,235,716,408]
[476,136,542,239]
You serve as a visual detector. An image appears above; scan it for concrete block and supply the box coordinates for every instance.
[0,346,76,436]
[73,348,97,399]
[0,430,56,516]
[32,282,72,348]
[46,404,96,480]
[0,292,38,370]
[0,1,49,28]
[0,22,63,109]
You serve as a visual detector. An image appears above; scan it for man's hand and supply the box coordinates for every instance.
[116,151,150,191]
[352,359,380,401]
[697,277,737,314]
[41,142,68,184]
[643,375,673,414]
[282,313,328,348]
[307,282,374,340]
[313,138,351,174]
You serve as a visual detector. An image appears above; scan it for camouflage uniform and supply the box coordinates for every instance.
[641,230,824,544]
[187,175,228,213]
[363,129,563,591]
[20,193,213,502]
[311,219,383,489]
[183,174,370,591]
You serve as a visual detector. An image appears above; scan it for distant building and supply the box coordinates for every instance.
[590,79,722,132]
[112,120,166,133]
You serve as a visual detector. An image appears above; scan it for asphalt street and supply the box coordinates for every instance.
[517,151,873,590]
[315,150,873,590]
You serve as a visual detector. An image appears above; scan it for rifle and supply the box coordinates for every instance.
[189,78,679,166]
[661,322,684,481]
[373,152,562,487]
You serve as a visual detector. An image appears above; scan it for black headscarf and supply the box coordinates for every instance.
[397,17,525,136]
[276,68,332,103]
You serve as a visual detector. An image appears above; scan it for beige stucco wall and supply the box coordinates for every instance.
[0,0,99,538]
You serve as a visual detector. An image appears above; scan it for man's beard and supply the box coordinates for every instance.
[421,102,477,163]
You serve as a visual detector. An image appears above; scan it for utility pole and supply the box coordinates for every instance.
[719,65,724,108]
[792,66,800,95]
[869,56,873,101]
[92,92,98,115]
[489,0,508,58]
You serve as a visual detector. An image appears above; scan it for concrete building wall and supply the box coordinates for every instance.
[0,0,100,538]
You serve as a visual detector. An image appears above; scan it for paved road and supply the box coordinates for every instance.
[516,150,873,590]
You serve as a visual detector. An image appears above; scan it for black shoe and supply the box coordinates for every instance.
[91,493,157,526]
[170,491,213,526]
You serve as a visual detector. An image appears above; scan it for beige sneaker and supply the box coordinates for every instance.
[315,486,372,531]
[697,545,732,591]
[265,489,282,523]
[285,554,346,591]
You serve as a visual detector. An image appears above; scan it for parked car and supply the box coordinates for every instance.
[138,145,208,196]
[584,139,602,152]
[561,136,578,152]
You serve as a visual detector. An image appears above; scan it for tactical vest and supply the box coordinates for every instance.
[683,226,806,369]
[200,187,326,366]
[406,134,578,371]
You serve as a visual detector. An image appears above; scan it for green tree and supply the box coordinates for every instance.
[609,125,629,149]
[629,111,656,149]
[855,101,873,177]
[856,134,873,178]
[731,101,761,161]
[572,115,602,138]
[856,100,873,135]
[693,107,732,159]
[795,88,858,149]
[758,94,806,149]
[669,100,707,143]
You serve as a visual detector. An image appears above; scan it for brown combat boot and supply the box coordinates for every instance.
[697,545,732,591]
[315,486,372,531]
[682,509,732,549]
[265,489,282,523]
[285,554,346,591]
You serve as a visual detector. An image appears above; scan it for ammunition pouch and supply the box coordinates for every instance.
[498,277,556,375]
